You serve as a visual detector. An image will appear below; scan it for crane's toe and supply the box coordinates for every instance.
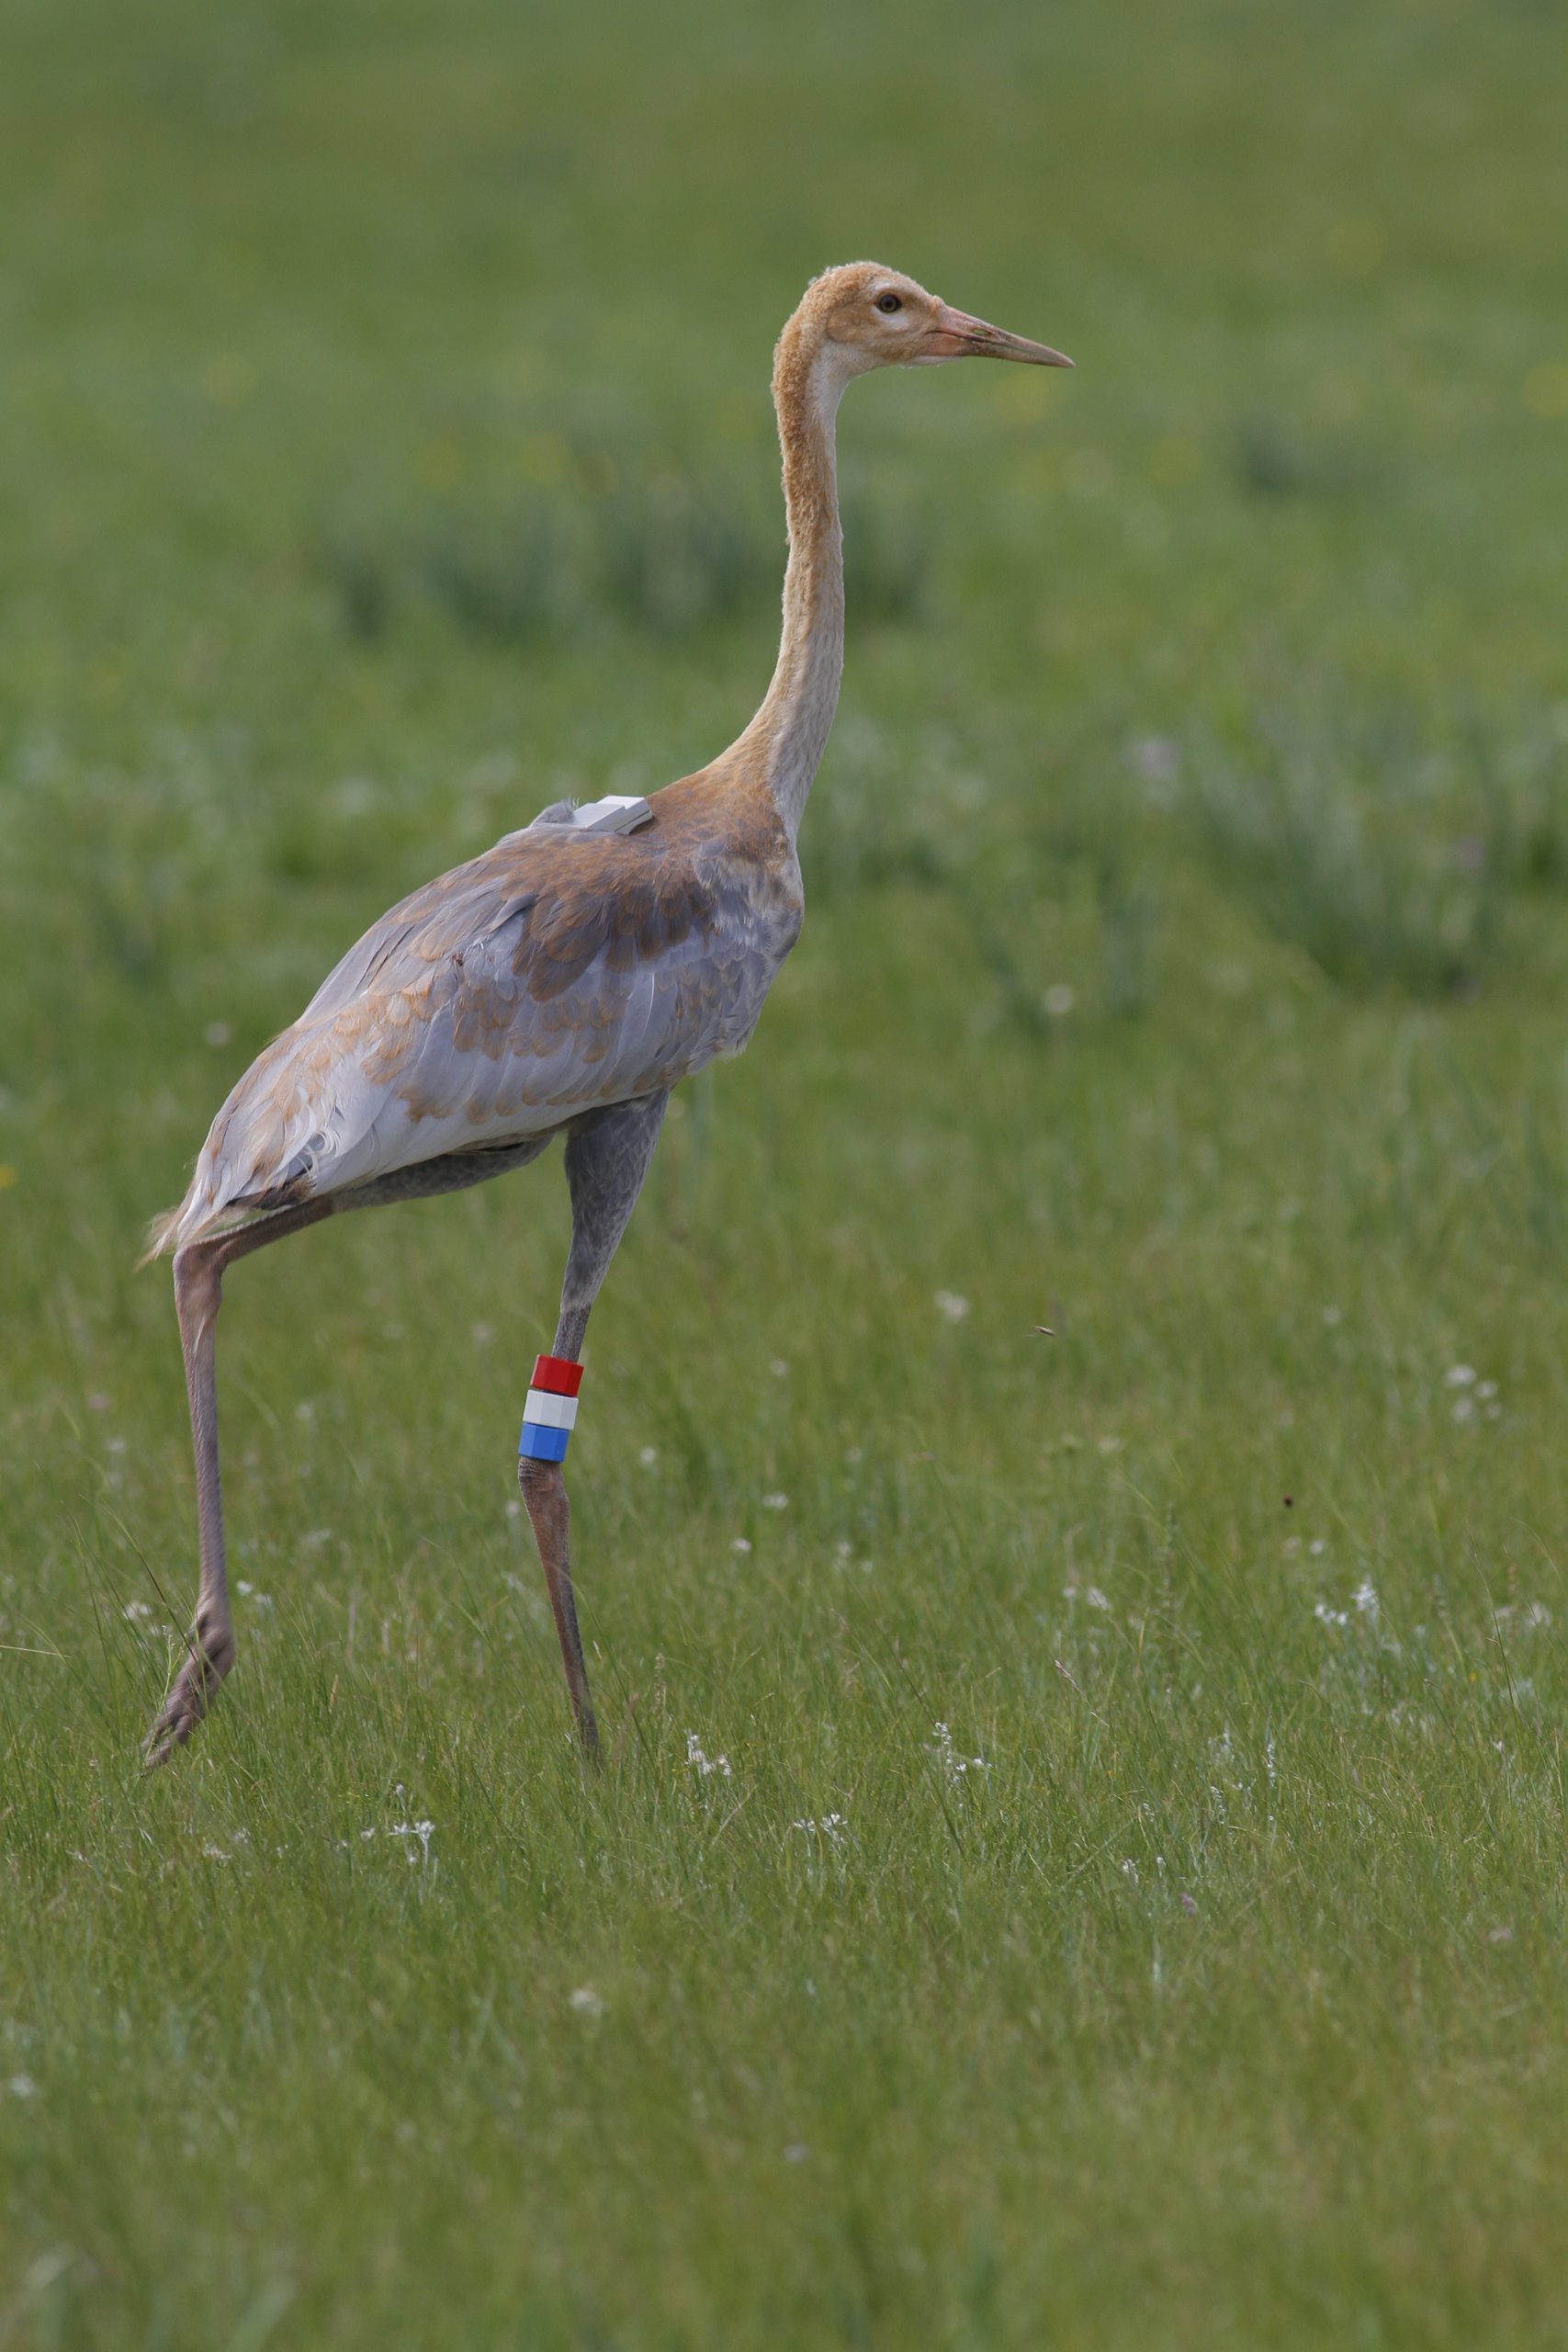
[143,1622,236,1769]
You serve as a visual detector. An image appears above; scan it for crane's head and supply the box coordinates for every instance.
[796,261,1072,377]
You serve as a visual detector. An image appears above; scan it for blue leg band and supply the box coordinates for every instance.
[519,1420,570,1464]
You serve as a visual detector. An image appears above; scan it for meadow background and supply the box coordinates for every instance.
[5,0,1568,2343]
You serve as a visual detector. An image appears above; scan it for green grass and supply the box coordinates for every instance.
[6,0,1568,2342]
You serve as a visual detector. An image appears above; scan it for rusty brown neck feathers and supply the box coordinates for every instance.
[730,301,849,842]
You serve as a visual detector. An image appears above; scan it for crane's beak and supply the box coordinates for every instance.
[910,303,1074,368]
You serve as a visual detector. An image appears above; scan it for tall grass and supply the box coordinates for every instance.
[318,464,930,649]
[1185,706,1568,996]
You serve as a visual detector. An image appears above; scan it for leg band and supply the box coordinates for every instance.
[520,1354,582,1463]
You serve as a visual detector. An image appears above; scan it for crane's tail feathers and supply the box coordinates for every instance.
[140,1169,320,1268]
[139,1203,186,1268]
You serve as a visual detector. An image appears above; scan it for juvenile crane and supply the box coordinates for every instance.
[144,263,1071,1765]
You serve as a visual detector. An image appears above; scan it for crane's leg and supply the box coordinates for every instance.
[145,1137,553,1766]
[520,1090,670,1760]
[145,1199,334,1766]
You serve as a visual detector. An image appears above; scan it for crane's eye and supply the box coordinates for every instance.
[875,293,903,314]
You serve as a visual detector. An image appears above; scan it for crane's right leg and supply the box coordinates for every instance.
[145,1201,333,1766]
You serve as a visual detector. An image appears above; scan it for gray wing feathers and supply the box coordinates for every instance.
[166,839,786,1249]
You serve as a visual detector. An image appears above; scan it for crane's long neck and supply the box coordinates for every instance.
[733,320,848,842]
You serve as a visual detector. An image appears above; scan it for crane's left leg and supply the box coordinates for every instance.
[147,1199,334,1765]
[520,1090,670,1759]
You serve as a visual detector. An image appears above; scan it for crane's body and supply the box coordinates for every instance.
[142,262,1070,1765]
[160,769,803,1248]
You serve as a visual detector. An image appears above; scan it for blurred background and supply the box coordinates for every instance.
[6,0,1568,2342]
[5,0,1566,1116]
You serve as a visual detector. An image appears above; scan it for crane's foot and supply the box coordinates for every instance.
[143,1617,236,1769]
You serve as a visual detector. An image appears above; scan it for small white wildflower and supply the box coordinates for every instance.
[1476,1380,1498,1401]
[1526,1601,1553,1628]
[1446,1364,1476,1387]
[296,1399,315,1422]
[121,1600,152,1622]
[638,1445,659,1467]
[731,1537,752,1555]
[204,1021,231,1048]
[1120,1858,1139,1883]
[202,1845,230,1863]
[388,1818,435,1863]
[1452,1396,1476,1423]
[930,1721,988,1783]
[933,1290,971,1322]
[1043,984,1077,1018]
[1352,1580,1379,1618]
[569,1986,604,2017]
[761,1492,789,1510]
[1314,1601,1349,1628]
[1322,1304,1342,1327]
[505,1498,522,1521]
[1085,1586,1111,1611]
[6,2074,37,2099]
[770,1358,790,1378]
[792,1813,846,1843]
[359,1827,377,1840]
[684,1731,731,1779]
[1308,1539,1325,1557]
